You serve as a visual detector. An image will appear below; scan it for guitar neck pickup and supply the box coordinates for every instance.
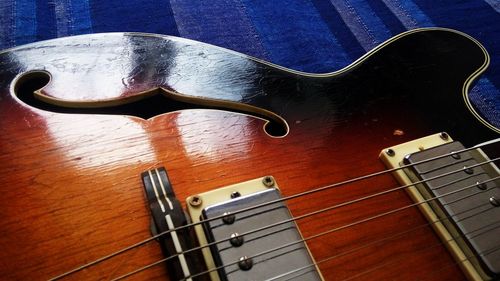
[186,177,324,281]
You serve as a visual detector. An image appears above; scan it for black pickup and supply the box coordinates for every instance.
[403,141,500,279]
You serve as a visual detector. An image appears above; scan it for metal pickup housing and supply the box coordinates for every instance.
[380,133,500,281]
[186,177,323,281]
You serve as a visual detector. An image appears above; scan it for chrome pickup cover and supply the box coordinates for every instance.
[380,133,500,281]
[201,187,322,281]
[186,177,323,281]
[403,141,500,279]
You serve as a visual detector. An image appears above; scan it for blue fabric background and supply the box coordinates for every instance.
[1,0,499,127]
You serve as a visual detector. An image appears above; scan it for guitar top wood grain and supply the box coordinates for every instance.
[0,28,498,280]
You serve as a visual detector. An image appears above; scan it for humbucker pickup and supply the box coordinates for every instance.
[142,171,324,281]
[380,133,500,281]
[186,177,324,281]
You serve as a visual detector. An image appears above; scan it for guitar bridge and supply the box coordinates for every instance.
[380,133,500,280]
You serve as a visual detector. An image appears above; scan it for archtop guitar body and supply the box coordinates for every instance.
[0,28,498,280]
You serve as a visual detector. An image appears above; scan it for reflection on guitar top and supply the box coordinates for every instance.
[0,28,499,280]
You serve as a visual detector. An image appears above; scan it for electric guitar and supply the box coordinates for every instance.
[0,28,498,281]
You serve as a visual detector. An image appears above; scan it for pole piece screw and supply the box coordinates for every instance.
[451,152,461,160]
[476,181,487,190]
[463,166,474,175]
[238,256,253,270]
[490,197,500,207]
[230,233,244,247]
[222,212,236,224]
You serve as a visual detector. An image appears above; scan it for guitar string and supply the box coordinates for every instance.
[295,231,500,281]
[176,174,500,281]
[252,194,498,280]
[106,156,498,280]
[277,228,500,281]
[262,196,500,281]
[111,174,497,281]
[265,200,499,281]
[49,138,499,280]
[342,240,500,281]
[51,141,499,280]
[228,171,485,227]
[282,204,500,281]
[418,246,500,281]
[343,229,500,281]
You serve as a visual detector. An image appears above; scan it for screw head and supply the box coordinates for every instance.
[463,166,474,175]
[262,176,275,187]
[230,191,241,199]
[440,132,449,140]
[222,212,235,224]
[188,195,202,207]
[490,197,500,207]
[451,152,461,160]
[238,256,253,270]
[385,149,395,157]
[230,233,244,247]
[476,181,487,190]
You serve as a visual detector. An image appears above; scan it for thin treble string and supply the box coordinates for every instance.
[112,181,496,281]
[266,199,499,281]
[279,226,500,281]
[177,174,500,281]
[341,239,500,281]
[344,230,500,281]
[280,200,500,281]
[109,157,500,280]
[49,138,499,280]
[110,156,499,280]
[419,246,500,281]
[216,172,486,231]
[432,172,482,191]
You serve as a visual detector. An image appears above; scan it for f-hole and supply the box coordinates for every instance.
[14,71,288,137]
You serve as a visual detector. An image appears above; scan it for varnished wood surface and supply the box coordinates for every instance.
[0,28,498,280]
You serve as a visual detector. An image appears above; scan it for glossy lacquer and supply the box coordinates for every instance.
[0,28,498,280]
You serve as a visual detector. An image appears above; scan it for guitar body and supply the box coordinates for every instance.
[0,28,498,280]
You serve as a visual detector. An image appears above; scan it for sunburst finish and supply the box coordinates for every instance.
[0,28,498,280]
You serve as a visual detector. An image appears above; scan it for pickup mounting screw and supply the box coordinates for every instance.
[222,212,235,224]
[238,256,253,270]
[490,197,500,207]
[385,149,395,157]
[263,176,275,187]
[231,191,241,199]
[189,195,202,207]
[440,132,449,140]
